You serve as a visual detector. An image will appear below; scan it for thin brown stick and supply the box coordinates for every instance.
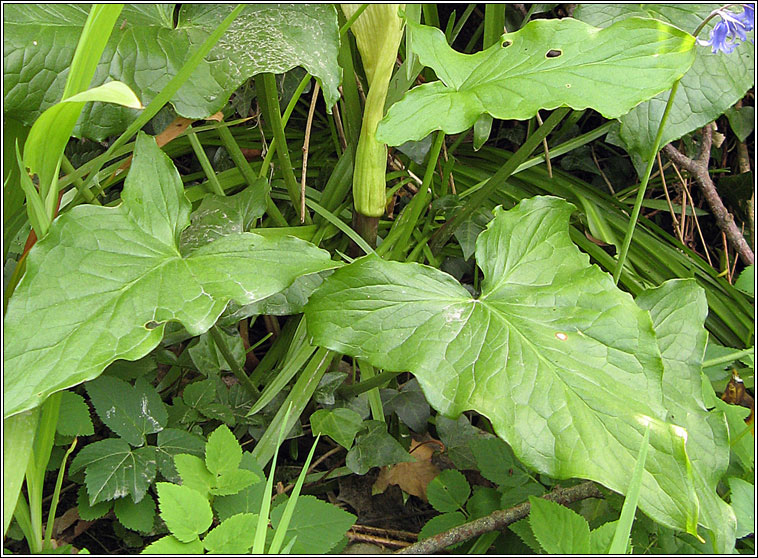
[332,101,348,152]
[396,481,603,554]
[300,81,321,223]
[663,124,754,266]
[657,152,682,243]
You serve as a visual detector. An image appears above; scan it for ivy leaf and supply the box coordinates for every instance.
[376,18,695,145]
[202,513,258,554]
[85,376,167,447]
[156,482,213,543]
[309,408,364,450]
[70,439,157,505]
[4,5,341,140]
[345,421,415,475]
[56,391,94,437]
[574,4,754,169]
[636,279,737,553]
[3,132,337,418]
[380,378,430,432]
[528,496,591,554]
[470,437,530,488]
[306,196,698,536]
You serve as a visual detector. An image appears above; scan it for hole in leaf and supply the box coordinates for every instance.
[145,321,160,330]
[545,49,562,58]
[555,332,568,341]
[501,39,512,48]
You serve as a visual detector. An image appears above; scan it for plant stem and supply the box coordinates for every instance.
[702,347,754,369]
[257,73,312,223]
[209,325,260,398]
[613,80,680,284]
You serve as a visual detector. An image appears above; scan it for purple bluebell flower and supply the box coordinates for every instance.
[699,4,754,54]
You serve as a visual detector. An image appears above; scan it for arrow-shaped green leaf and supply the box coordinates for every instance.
[3,132,338,418]
[305,196,698,535]
[376,17,695,145]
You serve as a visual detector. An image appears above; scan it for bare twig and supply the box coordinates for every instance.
[663,124,754,266]
[657,152,682,243]
[396,481,603,554]
[300,81,321,223]
[535,111,553,178]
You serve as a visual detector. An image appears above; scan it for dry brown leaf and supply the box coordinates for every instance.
[372,437,444,501]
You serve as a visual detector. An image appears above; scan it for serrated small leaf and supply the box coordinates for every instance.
[85,376,168,446]
[418,511,467,542]
[213,453,267,522]
[466,486,501,520]
[509,517,542,553]
[269,495,356,554]
[141,534,204,554]
[57,391,94,437]
[205,424,242,476]
[345,421,414,475]
[114,494,156,533]
[70,439,157,504]
[155,428,206,483]
[210,469,259,496]
[427,470,471,513]
[734,265,754,296]
[589,520,619,554]
[500,482,546,509]
[529,496,591,554]
[77,485,112,520]
[202,512,257,554]
[156,482,213,543]
[310,408,363,449]
[174,454,214,498]
[183,380,217,412]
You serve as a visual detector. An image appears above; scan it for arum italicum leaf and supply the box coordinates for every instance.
[305,197,699,535]
[376,17,696,145]
[3,132,338,418]
[636,280,736,553]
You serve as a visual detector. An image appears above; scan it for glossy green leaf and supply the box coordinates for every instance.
[4,4,341,140]
[470,437,530,488]
[574,4,754,168]
[3,132,337,418]
[56,391,94,437]
[114,494,156,533]
[70,438,157,505]
[376,18,695,145]
[529,496,591,554]
[306,196,698,535]
[418,511,466,542]
[380,378,430,432]
[427,469,470,513]
[85,377,167,447]
[636,279,736,553]
[179,180,270,254]
[202,513,258,554]
[156,482,213,543]
[2,411,37,534]
[727,477,754,538]
[309,408,364,449]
